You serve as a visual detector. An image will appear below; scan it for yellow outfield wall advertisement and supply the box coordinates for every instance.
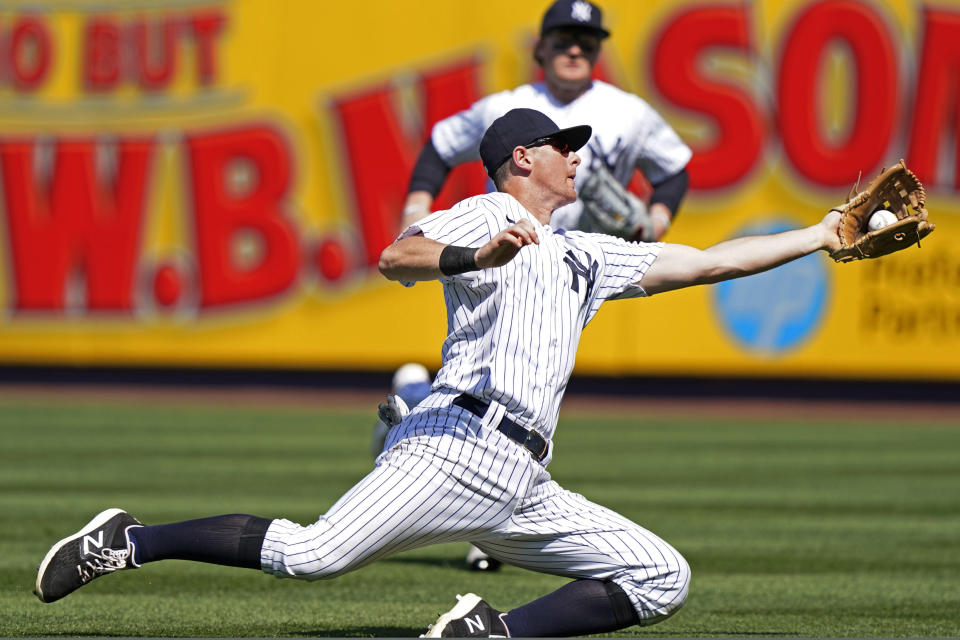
[0,0,957,380]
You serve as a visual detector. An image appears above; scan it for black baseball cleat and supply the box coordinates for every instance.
[422,593,509,637]
[34,508,142,603]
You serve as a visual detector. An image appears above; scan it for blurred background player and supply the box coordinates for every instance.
[399,0,691,241]
[391,0,691,573]
[373,364,503,572]
[371,363,433,457]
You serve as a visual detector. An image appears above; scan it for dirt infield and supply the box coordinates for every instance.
[1,383,958,423]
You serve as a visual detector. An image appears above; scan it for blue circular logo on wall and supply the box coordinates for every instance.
[713,219,829,354]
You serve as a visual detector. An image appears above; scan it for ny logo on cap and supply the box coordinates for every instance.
[571,1,592,22]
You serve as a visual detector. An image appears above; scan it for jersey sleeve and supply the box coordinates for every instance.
[403,201,494,246]
[430,92,508,166]
[584,232,664,301]
[630,98,693,185]
[396,197,502,288]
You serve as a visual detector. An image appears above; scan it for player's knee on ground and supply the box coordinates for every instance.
[617,552,691,625]
[259,518,371,581]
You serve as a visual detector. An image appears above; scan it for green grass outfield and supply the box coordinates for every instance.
[2,393,959,637]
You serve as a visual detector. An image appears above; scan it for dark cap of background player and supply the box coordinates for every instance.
[540,0,610,39]
[478,108,592,179]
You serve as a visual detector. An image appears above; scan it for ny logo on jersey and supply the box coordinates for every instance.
[563,249,598,299]
[463,614,486,634]
[82,531,105,556]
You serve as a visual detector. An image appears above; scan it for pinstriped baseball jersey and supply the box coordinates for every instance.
[259,190,689,625]
[430,81,692,231]
[397,191,661,449]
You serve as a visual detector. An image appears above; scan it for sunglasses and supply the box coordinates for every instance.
[549,32,600,55]
[524,136,572,155]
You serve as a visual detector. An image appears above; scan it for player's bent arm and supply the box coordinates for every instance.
[648,203,673,241]
[379,221,540,282]
[379,234,448,281]
[641,211,841,295]
[648,169,689,240]
[400,140,454,229]
[401,191,434,229]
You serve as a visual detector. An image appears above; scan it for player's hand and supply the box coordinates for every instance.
[818,210,842,253]
[649,205,672,241]
[401,191,433,230]
[475,220,539,268]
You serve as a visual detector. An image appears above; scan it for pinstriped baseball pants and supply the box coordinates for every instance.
[259,401,689,625]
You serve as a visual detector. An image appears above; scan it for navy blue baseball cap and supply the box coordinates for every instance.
[540,0,610,39]
[479,108,592,178]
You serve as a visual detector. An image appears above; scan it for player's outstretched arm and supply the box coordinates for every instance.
[379,220,540,282]
[641,210,841,295]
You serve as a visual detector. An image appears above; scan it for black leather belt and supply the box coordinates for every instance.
[452,394,549,461]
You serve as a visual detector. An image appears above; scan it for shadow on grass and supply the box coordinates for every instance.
[37,634,137,638]
[380,554,463,570]
[708,633,790,637]
[295,626,420,637]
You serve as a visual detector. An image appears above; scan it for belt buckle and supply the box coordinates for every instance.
[526,433,548,460]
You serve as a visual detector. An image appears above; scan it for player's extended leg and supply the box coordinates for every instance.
[36,426,538,603]
[260,433,536,578]
[426,473,689,637]
[35,509,274,603]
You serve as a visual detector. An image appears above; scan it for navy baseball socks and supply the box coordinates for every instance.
[35,509,271,603]
[128,513,271,568]
[425,579,640,637]
[502,578,640,636]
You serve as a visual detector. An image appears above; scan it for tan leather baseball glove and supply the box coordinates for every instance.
[578,164,655,241]
[830,160,935,262]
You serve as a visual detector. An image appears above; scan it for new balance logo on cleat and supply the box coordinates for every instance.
[463,614,484,634]
[34,508,143,603]
[82,531,105,556]
[423,593,509,637]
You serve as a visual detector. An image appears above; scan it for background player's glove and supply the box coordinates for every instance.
[578,163,655,241]
[377,394,410,428]
[830,160,935,262]
[372,395,410,456]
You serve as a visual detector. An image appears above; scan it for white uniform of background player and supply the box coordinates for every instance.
[399,0,691,572]
[34,107,846,638]
[429,81,690,234]
[402,0,692,239]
